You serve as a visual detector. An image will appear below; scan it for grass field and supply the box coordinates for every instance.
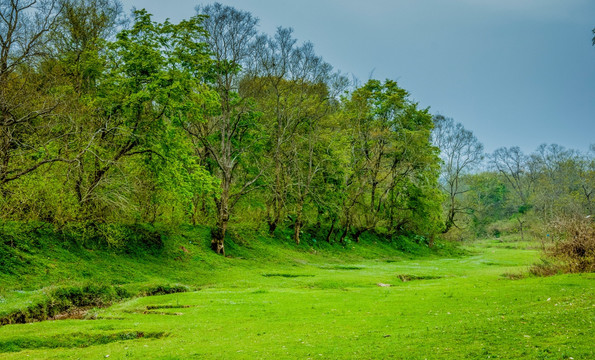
[0,237,593,359]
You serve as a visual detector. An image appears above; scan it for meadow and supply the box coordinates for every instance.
[0,236,592,359]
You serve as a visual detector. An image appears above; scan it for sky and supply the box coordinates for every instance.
[120,0,595,154]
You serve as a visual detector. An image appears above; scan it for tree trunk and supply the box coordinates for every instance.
[268,145,283,235]
[339,226,349,244]
[211,218,226,255]
[353,228,366,243]
[325,218,336,243]
[268,217,278,234]
[443,202,456,234]
[293,202,304,244]
[212,172,231,256]
[516,216,525,242]
[294,220,301,245]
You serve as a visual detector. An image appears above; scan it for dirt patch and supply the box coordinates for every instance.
[48,307,92,321]
[262,273,315,278]
[324,265,363,270]
[397,274,442,282]
[142,311,184,316]
[146,305,195,310]
[500,272,526,280]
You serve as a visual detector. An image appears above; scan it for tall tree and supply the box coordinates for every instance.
[51,0,125,93]
[188,3,262,255]
[530,144,594,218]
[340,79,443,242]
[461,171,509,236]
[245,27,345,242]
[432,115,484,233]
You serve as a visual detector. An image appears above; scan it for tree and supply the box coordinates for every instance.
[51,0,125,93]
[245,27,346,243]
[461,171,509,236]
[491,146,534,240]
[68,9,214,220]
[188,3,262,255]
[432,115,484,233]
[0,0,72,186]
[530,144,594,218]
[339,79,443,242]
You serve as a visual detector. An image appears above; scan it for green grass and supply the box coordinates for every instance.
[0,231,593,359]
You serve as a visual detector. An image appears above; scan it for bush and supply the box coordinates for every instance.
[546,215,595,273]
[529,258,561,277]
[143,284,189,296]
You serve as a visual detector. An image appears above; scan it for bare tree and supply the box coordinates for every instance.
[432,115,484,233]
[491,146,533,240]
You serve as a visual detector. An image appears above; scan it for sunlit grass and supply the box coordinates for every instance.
[0,239,592,359]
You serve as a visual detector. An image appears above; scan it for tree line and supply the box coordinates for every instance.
[0,1,444,255]
[1,0,593,257]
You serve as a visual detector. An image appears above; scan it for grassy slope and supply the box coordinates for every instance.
[0,225,457,318]
[0,231,594,359]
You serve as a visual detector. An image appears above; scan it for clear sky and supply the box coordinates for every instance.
[121,0,595,154]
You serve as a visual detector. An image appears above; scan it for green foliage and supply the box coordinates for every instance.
[0,3,451,254]
[0,283,130,325]
[339,79,443,238]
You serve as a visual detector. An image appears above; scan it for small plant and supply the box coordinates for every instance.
[529,258,561,277]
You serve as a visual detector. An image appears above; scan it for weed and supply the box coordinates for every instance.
[142,285,189,296]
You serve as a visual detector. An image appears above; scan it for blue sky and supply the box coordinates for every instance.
[121,0,595,154]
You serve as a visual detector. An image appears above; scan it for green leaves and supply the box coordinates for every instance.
[340,79,443,237]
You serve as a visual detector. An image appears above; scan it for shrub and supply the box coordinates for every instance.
[143,284,189,296]
[529,258,561,277]
[546,215,595,273]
